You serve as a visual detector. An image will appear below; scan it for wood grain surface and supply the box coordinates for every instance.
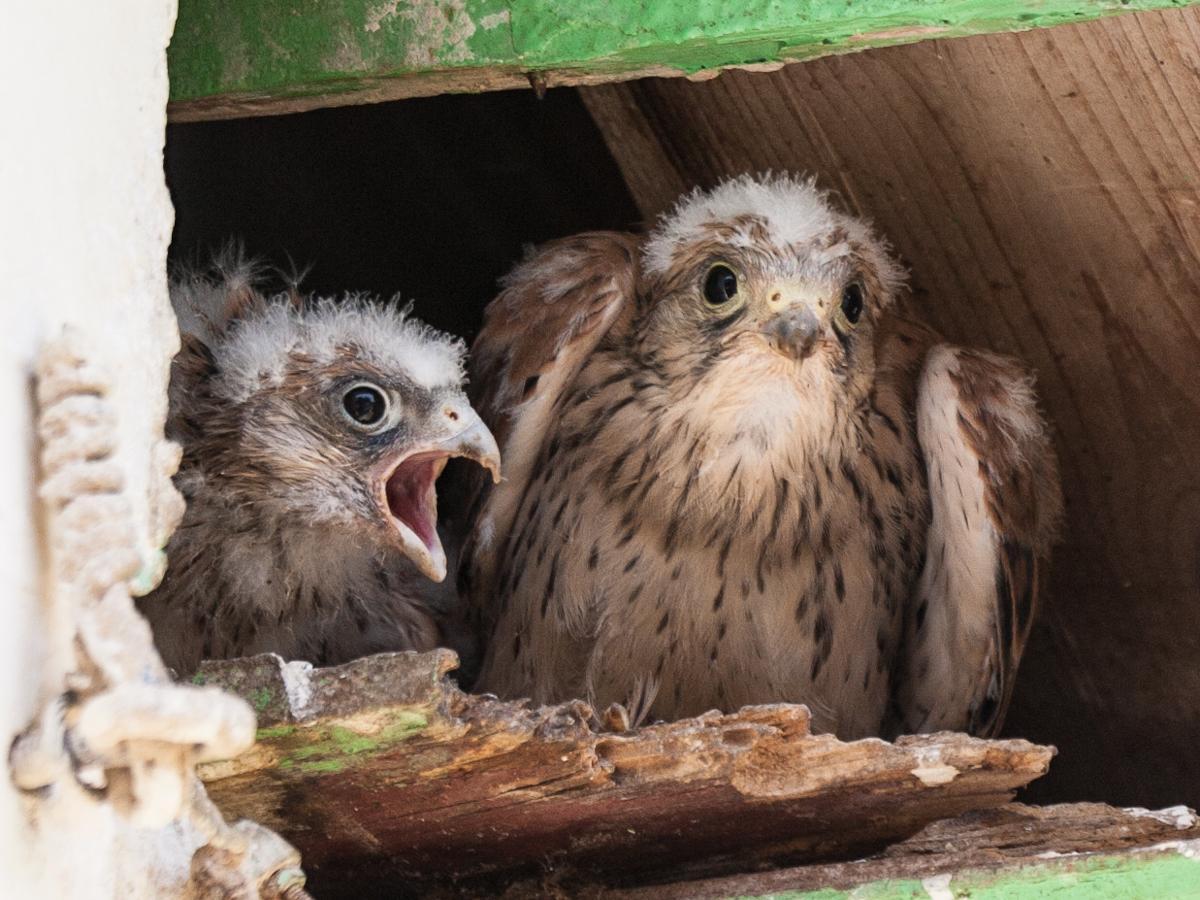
[581,6,1200,810]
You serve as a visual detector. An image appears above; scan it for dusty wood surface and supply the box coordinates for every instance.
[195,651,1051,893]
[598,802,1200,898]
[582,4,1200,812]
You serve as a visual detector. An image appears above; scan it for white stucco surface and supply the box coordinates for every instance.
[0,2,185,894]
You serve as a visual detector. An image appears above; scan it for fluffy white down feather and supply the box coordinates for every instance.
[643,172,904,293]
[170,257,466,404]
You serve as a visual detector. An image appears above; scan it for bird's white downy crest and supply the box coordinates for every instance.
[171,264,466,404]
[212,299,465,403]
[643,172,902,291]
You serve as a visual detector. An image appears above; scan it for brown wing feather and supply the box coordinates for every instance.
[459,232,641,632]
[899,345,1062,738]
[950,350,1061,735]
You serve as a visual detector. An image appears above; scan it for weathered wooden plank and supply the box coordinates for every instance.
[168,0,1195,121]
[602,803,1200,899]
[194,650,1052,892]
[580,4,1200,813]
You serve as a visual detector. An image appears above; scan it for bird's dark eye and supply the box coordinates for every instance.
[840,282,865,326]
[703,264,739,307]
[342,384,388,428]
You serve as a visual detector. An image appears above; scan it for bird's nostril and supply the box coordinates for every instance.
[770,292,782,305]
[445,408,460,422]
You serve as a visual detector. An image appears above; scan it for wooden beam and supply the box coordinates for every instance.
[168,0,1196,121]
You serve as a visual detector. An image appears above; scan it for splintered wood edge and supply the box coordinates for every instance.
[191,650,1058,886]
[194,649,1053,793]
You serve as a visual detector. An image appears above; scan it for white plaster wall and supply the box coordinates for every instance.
[0,2,186,895]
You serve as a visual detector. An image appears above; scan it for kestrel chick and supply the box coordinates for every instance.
[464,175,1061,739]
[140,259,500,674]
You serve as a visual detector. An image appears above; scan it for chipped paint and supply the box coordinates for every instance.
[480,9,510,30]
[1144,838,1200,860]
[1125,805,1198,830]
[364,0,401,33]
[323,22,370,73]
[395,0,478,68]
[168,0,1200,120]
[921,873,955,900]
[850,25,951,43]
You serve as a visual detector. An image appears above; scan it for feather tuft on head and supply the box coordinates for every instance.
[170,252,466,404]
[642,172,905,295]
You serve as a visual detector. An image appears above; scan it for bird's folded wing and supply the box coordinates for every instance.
[900,345,1062,738]
[461,231,641,607]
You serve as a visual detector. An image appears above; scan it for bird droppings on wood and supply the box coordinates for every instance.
[911,745,961,786]
[195,649,1053,893]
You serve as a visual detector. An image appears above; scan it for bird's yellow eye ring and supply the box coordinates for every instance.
[703,263,740,308]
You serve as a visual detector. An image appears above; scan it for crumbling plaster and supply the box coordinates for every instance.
[0,2,198,895]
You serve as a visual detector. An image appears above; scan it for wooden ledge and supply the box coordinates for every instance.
[196,650,1052,891]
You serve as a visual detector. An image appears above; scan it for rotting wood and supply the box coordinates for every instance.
[166,0,1198,121]
[194,650,1052,892]
[580,3,1200,813]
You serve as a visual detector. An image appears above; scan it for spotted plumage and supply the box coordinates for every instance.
[463,175,1061,739]
[139,256,500,674]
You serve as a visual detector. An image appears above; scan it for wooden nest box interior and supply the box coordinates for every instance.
[162,2,1200,896]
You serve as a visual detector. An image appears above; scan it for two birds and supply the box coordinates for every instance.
[143,174,1061,740]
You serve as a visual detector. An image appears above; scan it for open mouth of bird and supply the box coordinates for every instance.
[385,450,449,572]
[377,420,501,583]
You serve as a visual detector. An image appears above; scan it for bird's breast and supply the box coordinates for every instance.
[477,353,930,740]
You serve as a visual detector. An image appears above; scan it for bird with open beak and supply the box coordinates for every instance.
[139,257,500,675]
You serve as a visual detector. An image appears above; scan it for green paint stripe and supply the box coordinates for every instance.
[740,848,1200,899]
[169,0,1195,109]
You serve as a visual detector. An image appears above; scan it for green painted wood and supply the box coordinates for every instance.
[746,846,1200,899]
[168,0,1194,119]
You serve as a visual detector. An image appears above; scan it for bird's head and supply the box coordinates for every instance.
[639,174,905,447]
[181,285,500,584]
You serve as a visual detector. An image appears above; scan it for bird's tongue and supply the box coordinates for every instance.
[385,453,444,554]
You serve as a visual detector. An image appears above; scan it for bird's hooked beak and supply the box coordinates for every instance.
[377,406,501,583]
[765,282,823,361]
